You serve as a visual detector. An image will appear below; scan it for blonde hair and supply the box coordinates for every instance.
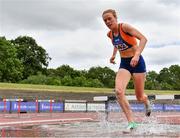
[102,9,117,19]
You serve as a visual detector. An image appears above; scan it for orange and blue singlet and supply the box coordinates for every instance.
[107,23,146,73]
[112,34,131,51]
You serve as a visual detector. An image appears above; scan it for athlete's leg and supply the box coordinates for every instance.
[115,68,134,122]
[132,73,147,103]
[132,73,151,116]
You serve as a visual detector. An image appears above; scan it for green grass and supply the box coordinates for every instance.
[0,82,179,95]
[0,83,114,93]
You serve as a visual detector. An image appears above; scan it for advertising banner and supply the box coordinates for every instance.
[108,103,145,112]
[87,103,106,111]
[164,104,180,111]
[39,102,64,112]
[152,104,164,111]
[65,102,86,111]
[131,104,144,112]
[107,102,121,112]
[11,102,36,112]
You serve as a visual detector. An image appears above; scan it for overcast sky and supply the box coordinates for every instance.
[0,0,180,73]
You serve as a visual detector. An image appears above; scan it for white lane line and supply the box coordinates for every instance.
[0,118,93,126]
[156,115,180,118]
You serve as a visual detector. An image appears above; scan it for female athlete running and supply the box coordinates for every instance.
[102,9,151,132]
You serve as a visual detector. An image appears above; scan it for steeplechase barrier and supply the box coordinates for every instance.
[0,95,179,113]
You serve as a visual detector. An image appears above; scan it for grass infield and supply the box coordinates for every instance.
[0,82,179,95]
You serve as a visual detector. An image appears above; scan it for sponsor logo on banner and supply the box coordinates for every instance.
[108,103,145,112]
[130,104,144,111]
[39,102,64,112]
[11,102,36,112]
[87,103,106,111]
[152,104,164,111]
[107,102,121,112]
[65,103,86,111]
[164,104,180,111]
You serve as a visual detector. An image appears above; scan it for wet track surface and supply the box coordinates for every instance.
[0,112,180,137]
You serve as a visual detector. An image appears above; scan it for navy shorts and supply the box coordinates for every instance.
[120,55,146,74]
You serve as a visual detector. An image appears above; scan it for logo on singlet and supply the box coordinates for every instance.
[113,36,129,51]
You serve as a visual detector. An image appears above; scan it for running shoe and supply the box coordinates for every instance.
[123,122,138,133]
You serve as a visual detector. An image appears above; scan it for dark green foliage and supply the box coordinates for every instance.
[21,73,61,85]
[11,36,51,79]
[87,66,116,88]
[0,37,23,82]
[145,65,180,90]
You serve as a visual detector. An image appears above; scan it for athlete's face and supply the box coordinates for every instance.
[103,13,117,30]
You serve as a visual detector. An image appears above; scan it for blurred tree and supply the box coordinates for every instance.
[11,36,51,79]
[61,75,73,86]
[87,66,116,88]
[55,65,80,79]
[168,65,180,90]
[0,37,23,82]
[145,71,159,90]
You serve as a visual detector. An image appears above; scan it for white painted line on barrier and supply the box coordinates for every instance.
[93,96,108,101]
[0,118,93,126]
[65,100,87,103]
[94,95,180,101]
[156,95,174,100]
[38,100,55,102]
[3,99,23,102]
[127,95,136,100]
[93,96,137,101]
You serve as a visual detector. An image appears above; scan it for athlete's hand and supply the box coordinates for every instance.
[130,55,139,67]
[110,56,116,64]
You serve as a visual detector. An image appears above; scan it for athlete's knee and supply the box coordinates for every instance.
[136,94,147,102]
[115,88,125,98]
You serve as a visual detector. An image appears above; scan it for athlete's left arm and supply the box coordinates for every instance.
[122,23,147,67]
[122,23,147,56]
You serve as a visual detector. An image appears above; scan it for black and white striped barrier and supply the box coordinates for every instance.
[3,99,24,102]
[93,95,180,102]
[93,95,180,117]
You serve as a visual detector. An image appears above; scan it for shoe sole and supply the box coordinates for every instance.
[146,111,151,116]
[122,128,136,134]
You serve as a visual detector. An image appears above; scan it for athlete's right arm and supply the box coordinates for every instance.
[110,47,118,64]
